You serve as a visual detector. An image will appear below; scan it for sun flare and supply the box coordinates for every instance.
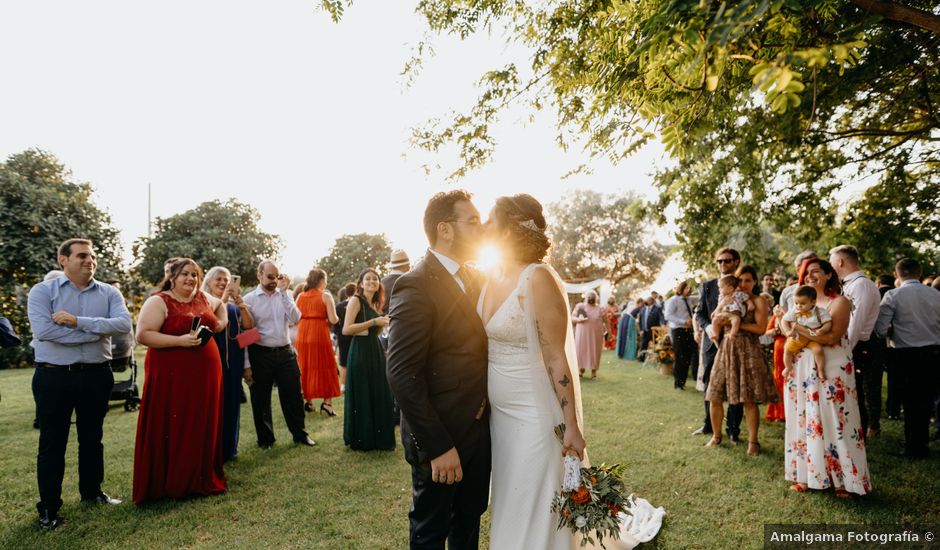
[477,244,502,273]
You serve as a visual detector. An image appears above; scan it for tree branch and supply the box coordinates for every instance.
[849,0,940,35]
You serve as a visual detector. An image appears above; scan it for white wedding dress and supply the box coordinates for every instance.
[482,264,665,550]
[483,264,579,549]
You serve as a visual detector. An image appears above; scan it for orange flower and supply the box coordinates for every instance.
[571,487,591,504]
[562,508,571,518]
[608,504,620,516]
[590,475,597,484]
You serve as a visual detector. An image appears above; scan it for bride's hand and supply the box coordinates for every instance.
[562,425,586,461]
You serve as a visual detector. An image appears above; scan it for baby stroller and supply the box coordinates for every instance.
[109,328,141,412]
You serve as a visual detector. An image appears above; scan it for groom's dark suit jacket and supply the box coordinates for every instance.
[386,253,489,466]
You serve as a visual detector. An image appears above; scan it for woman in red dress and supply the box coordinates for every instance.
[763,314,787,422]
[133,258,228,504]
[296,268,341,416]
[604,296,620,350]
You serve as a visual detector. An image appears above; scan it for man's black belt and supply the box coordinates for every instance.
[250,344,291,352]
[36,361,111,371]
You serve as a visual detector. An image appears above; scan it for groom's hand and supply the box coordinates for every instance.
[431,447,462,485]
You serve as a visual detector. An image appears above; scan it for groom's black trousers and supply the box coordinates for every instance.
[409,426,491,550]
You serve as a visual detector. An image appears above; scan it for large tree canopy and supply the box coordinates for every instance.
[0,150,123,367]
[316,233,392,293]
[133,199,281,286]
[548,190,669,293]
[324,0,939,273]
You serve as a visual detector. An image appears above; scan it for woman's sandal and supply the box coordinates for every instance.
[834,487,852,499]
[789,483,808,493]
[747,441,761,456]
[320,402,337,417]
[705,436,722,447]
[304,402,315,413]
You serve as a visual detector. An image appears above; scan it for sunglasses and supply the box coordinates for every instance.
[715,258,735,264]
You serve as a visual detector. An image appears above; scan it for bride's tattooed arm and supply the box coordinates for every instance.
[532,268,586,459]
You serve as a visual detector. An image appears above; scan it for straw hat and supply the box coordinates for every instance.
[387,249,410,269]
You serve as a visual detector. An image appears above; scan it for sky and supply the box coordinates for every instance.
[1,1,877,293]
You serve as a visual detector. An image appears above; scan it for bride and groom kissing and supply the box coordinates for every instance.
[386,190,588,549]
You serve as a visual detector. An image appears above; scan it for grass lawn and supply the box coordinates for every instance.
[1,351,938,549]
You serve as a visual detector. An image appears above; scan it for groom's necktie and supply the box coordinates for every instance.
[456,265,476,297]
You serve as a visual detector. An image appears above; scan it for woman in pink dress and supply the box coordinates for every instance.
[573,290,605,378]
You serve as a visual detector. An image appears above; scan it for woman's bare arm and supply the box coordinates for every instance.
[136,296,200,349]
[532,269,585,459]
[323,292,340,325]
[739,295,768,336]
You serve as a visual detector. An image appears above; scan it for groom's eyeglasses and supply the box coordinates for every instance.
[715,258,735,264]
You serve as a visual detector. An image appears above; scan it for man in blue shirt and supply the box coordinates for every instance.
[874,258,940,459]
[27,239,132,529]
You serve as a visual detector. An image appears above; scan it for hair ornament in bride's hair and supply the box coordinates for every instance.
[519,219,540,232]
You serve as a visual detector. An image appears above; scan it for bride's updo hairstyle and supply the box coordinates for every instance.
[492,194,551,264]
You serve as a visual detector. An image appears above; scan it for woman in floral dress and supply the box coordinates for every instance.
[783,258,871,497]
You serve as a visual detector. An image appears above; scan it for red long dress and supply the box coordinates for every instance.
[764,316,787,422]
[296,289,341,400]
[133,292,226,504]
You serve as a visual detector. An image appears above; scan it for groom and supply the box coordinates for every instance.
[387,190,490,549]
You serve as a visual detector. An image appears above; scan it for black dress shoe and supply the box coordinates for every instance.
[259,443,273,450]
[691,427,712,436]
[82,492,122,505]
[38,510,62,530]
[294,436,317,447]
[728,435,740,445]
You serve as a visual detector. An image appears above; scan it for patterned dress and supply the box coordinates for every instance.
[705,305,780,404]
[784,333,872,494]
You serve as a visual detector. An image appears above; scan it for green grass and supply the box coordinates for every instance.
[0,352,937,549]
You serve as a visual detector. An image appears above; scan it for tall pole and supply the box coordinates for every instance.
[147,183,152,238]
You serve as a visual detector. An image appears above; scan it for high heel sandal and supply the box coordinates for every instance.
[705,436,722,447]
[747,441,761,456]
[320,403,336,417]
[304,402,315,413]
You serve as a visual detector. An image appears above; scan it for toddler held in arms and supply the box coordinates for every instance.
[710,275,752,341]
[780,285,832,381]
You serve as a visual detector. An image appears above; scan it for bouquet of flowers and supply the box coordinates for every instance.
[551,425,629,548]
[653,332,674,365]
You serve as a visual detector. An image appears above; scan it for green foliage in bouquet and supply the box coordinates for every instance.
[552,424,629,548]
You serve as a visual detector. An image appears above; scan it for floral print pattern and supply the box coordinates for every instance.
[784,336,872,495]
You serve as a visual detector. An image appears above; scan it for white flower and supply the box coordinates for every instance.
[575,516,587,528]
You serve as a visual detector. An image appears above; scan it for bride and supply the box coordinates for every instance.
[479,194,587,549]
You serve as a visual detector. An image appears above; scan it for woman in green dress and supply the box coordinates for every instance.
[342,268,396,451]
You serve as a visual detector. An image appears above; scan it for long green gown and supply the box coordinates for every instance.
[343,296,396,451]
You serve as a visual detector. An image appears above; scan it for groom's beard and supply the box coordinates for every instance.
[451,227,480,263]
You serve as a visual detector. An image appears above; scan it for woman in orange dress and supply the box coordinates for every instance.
[296,268,341,416]
[763,313,787,422]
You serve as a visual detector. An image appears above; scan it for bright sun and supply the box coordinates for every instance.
[477,244,502,272]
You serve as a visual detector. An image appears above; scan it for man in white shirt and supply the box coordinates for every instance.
[829,245,883,439]
[664,281,695,390]
[242,260,316,449]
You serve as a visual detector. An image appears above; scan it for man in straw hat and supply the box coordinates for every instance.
[382,249,411,315]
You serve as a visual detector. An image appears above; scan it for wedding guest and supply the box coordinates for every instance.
[202,266,254,462]
[874,258,940,458]
[637,296,665,361]
[296,268,341,416]
[573,290,605,378]
[628,298,645,318]
[334,282,357,392]
[342,268,396,450]
[651,290,664,308]
[877,274,902,419]
[692,247,743,441]
[381,249,410,315]
[133,258,228,503]
[784,258,871,496]
[761,274,781,305]
[763,303,787,422]
[604,296,620,351]
[780,250,818,311]
[27,239,131,528]
[616,305,638,361]
[31,269,66,430]
[664,281,695,390]
[705,265,778,455]
[829,245,882,439]
[242,261,317,449]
